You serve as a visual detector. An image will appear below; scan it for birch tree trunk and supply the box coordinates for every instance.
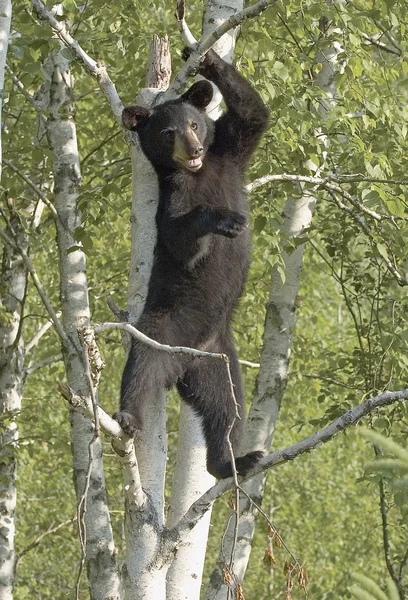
[0,0,11,181]
[45,51,121,600]
[0,216,26,600]
[205,20,342,600]
[122,36,170,600]
[0,9,19,596]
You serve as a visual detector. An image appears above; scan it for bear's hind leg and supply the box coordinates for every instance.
[177,335,263,479]
[115,312,187,437]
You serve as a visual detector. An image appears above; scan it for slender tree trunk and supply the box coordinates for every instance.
[205,21,342,600]
[0,215,26,600]
[45,51,121,600]
[0,9,20,596]
[123,36,170,600]
[0,0,11,181]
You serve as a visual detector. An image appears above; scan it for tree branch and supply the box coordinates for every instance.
[5,64,44,113]
[0,221,71,349]
[362,33,401,56]
[171,388,408,548]
[15,517,77,567]
[94,322,229,360]
[59,382,146,509]
[3,159,58,218]
[169,0,279,97]
[30,0,123,123]
[25,353,63,375]
[246,173,407,286]
[25,316,61,354]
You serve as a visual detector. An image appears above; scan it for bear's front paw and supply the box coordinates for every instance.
[182,47,215,73]
[214,211,248,238]
[235,451,264,476]
[112,411,142,437]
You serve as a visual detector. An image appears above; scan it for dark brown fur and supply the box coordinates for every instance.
[116,50,269,479]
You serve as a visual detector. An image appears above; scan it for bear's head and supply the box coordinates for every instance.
[122,81,214,173]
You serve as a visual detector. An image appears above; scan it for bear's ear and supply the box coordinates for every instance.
[122,106,152,131]
[181,80,213,110]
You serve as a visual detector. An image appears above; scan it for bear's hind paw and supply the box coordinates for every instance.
[112,411,142,437]
[235,451,265,476]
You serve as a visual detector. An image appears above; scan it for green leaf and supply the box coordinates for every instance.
[351,574,388,600]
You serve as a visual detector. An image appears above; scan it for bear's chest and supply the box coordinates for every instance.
[164,157,243,213]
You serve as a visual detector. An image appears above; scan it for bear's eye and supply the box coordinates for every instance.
[163,129,175,139]
[191,122,198,131]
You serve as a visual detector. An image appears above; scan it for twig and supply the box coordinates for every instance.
[237,484,308,597]
[25,316,61,354]
[25,353,63,375]
[30,0,123,123]
[0,221,70,349]
[377,462,405,599]
[5,64,43,113]
[327,188,371,235]
[239,359,260,368]
[106,298,129,322]
[15,517,77,566]
[74,330,103,599]
[362,33,401,56]
[169,0,279,97]
[94,322,228,360]
[3,159,58,219]
[224,357,241,588]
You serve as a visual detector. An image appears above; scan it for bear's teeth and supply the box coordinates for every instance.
[188,158,201,167]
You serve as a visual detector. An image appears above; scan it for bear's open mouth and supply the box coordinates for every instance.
[184,157,202,171]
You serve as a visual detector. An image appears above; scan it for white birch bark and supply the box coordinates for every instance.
[0,217,25,600]
[165,4,242,598]
[0,9,19,595]
[45,51,121,600]
[123,37,170,600]
[205,21,342,600]
[0,0,11,181]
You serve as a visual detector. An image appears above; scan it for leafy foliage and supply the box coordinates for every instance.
[1,0,408,598]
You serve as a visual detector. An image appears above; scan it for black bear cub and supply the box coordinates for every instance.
[116,49,269,479]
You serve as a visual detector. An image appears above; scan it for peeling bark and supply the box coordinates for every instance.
[0,215,25,600]
[123,37,170,600]
[45,51,121,600]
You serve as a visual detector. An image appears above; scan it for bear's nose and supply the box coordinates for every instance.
[193,146,203,157]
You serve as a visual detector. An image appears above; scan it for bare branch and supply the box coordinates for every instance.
[3,159,58,219]
[59,383,122,437]
[16,517,77,566]
[94,322,228,360]
[172,388,408,547]
[5,64,44,113]
[239,359,260,368]
[58,383,145,508]
[106,298,129,322]
[25,316,61,353]
[199,0,277,52]
[362,33,401,56]
[0,221,71,349]
[25,353,63,375]
[175,0,197,46]
[169,0,278,97]
[30,0,123,123]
